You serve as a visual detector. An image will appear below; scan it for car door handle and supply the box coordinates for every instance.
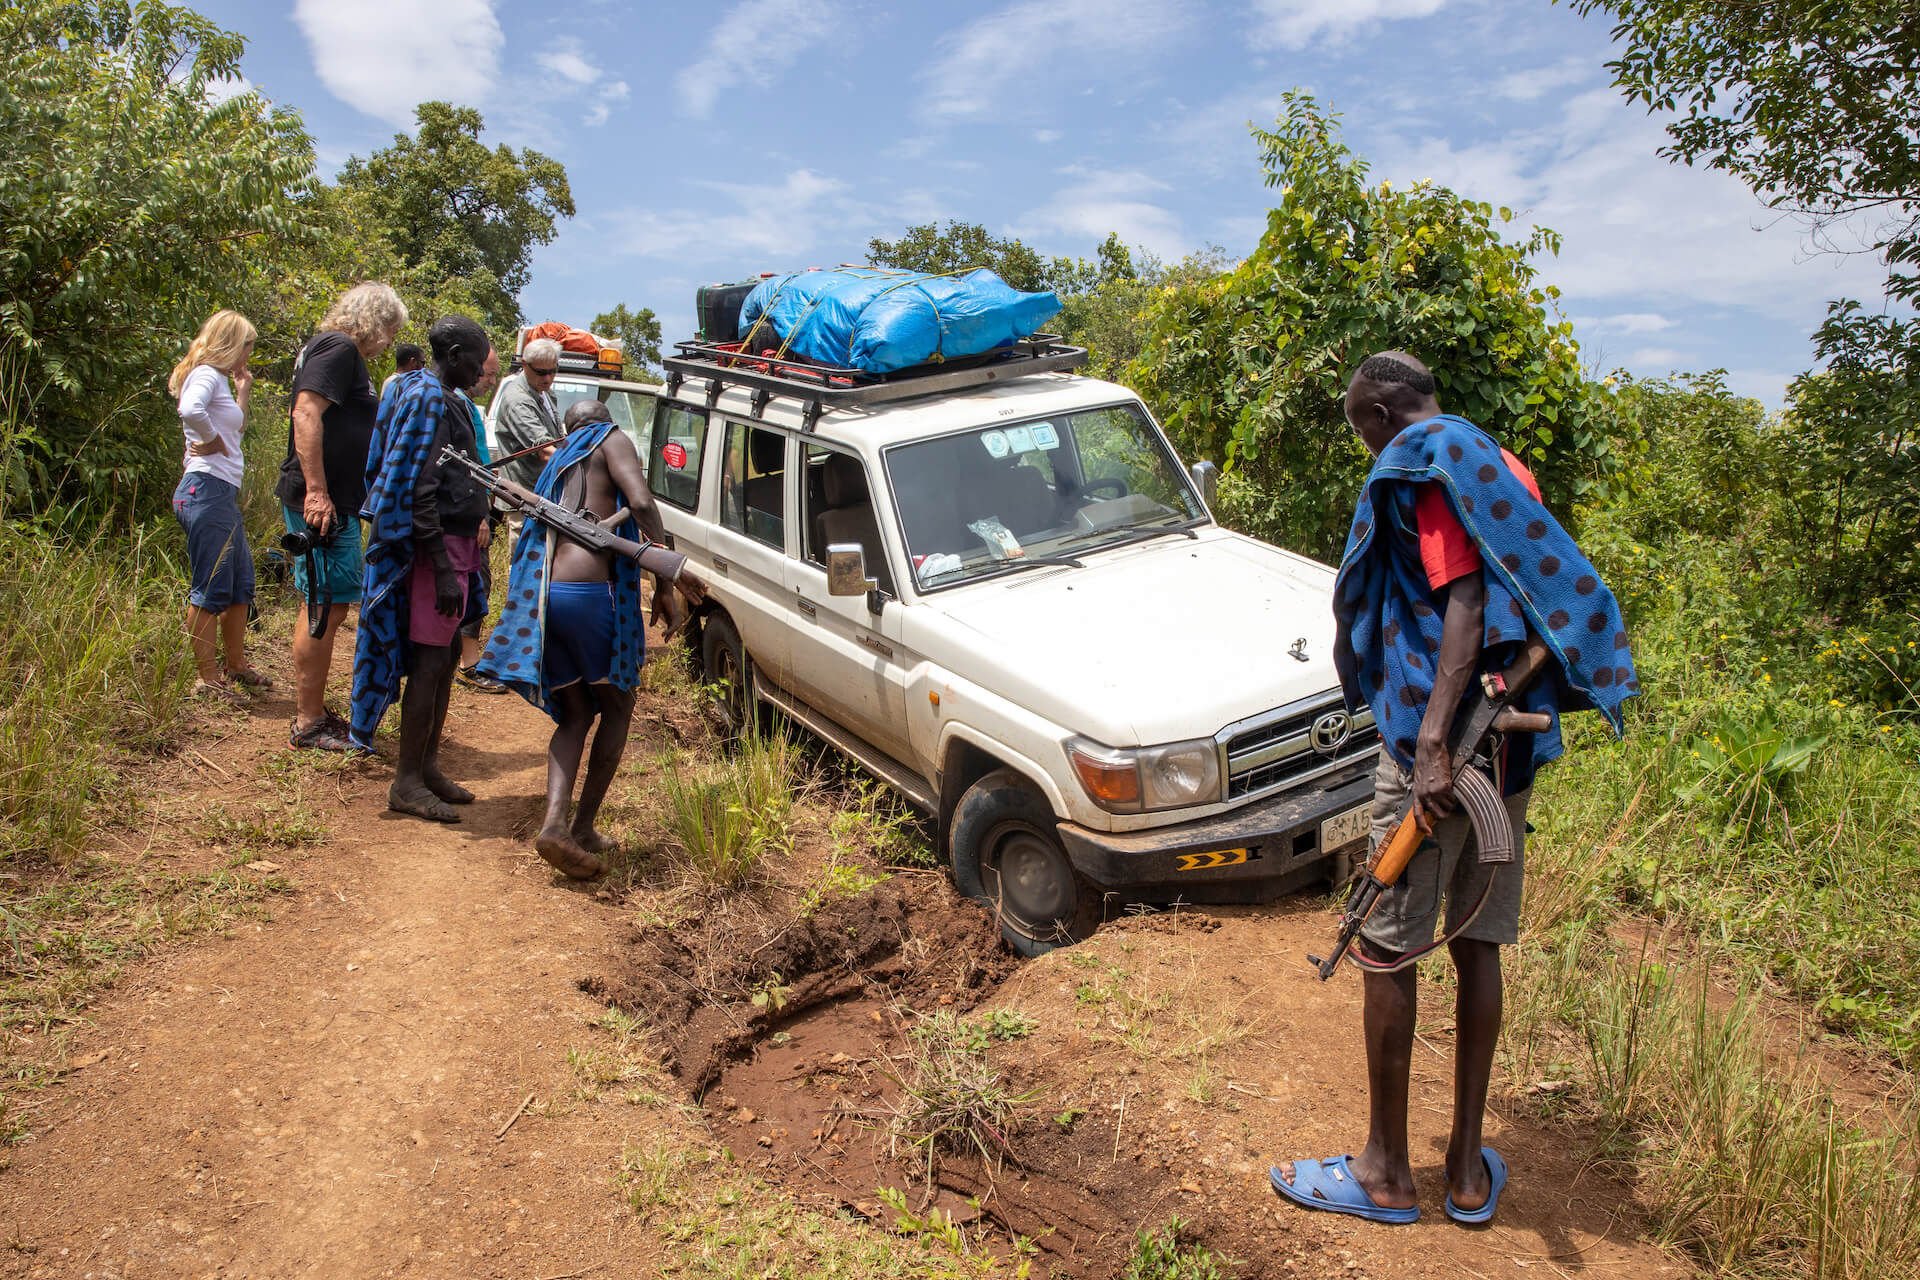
[797,598,817,618]
[711,556,729,575]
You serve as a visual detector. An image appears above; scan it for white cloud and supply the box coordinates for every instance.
[1380,89,1886,318]
[203,74,254,107]
[537,37,603,86]
[1034,129,1063,144]
[583,80,630,127]
[293,0,502,127]
[675,0,837,118]
[921,0,1193,121]
[1246,0,1447,51]
[1593,312,1675,334]
[604,170,853,260]
[1627,346,1685,367]
[1015,167,1188,258]
[1494,55,1591,102]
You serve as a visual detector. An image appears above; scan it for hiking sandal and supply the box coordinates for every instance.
[224,667,275,692]
[289,716,359,753]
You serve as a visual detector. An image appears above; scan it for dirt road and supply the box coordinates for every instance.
[0,624,1690,1279]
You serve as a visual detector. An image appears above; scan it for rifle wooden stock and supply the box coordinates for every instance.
[1310,634,1556,981]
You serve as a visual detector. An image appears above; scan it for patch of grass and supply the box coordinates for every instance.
[616,1137,684,1218]
[0,527,195,863]
[884,1008,1041,1186]
[207,801,329,852]
[828,775,936,869]
[1123,1216,1235,1280]
[798,854,888,917]
[659,728,801,891]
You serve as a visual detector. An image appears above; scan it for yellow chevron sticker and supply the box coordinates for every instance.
[1175,847,1250,872]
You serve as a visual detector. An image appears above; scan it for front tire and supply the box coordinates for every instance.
[699,612,749,737]
[949,768,1101,956]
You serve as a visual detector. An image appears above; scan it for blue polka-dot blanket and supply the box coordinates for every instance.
[349,368,452,748]
[1331,414,1638,784]
[476,419,645,721]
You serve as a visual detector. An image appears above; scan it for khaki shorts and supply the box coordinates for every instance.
[1359,756,1530,953]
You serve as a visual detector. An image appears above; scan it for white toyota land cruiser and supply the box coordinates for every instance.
[642,336,1380,954]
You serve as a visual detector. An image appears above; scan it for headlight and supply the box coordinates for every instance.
[1067,737,1222,814]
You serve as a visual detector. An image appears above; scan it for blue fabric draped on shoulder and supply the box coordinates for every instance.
[1331,414,1639,776]
[348,368,444,748]
[476,420,646,721]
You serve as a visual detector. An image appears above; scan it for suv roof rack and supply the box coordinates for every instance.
[508,349,625,377]
[661,334,1088,431]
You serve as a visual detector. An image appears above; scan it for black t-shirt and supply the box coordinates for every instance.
[275,330,380,515]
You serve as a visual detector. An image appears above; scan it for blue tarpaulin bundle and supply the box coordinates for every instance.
[736,267,1062,374]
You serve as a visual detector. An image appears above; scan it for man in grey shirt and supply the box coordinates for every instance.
[492,336,563,489]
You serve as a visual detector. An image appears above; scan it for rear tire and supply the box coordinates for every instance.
[949,768,1101,956]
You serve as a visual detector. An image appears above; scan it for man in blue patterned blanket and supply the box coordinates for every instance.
[349,315,492,823]
[478,400,705,879]
[1272,352,1638,1228]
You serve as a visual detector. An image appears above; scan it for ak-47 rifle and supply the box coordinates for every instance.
[1310,635,1557,981]
[436,445,690,582]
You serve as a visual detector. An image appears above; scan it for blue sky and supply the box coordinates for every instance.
[197,0,1888,406]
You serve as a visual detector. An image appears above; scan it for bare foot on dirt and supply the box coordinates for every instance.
[389,780,461,823]
[423,767,475,805]
[535,827,608,879]
[572,826,618,856]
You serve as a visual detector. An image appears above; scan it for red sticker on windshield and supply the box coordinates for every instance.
[663,441,687,469]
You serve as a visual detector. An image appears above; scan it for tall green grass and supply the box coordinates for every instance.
[659,729,802,890]
[0,526,195,862]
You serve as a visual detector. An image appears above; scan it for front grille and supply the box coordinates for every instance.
[1223,693,1379,800]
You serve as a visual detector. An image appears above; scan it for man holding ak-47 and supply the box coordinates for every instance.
[1270,352,1639,1227]
[476,400,706,880]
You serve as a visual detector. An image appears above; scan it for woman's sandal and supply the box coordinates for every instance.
[194,678,248,706]
[225,667,275,692]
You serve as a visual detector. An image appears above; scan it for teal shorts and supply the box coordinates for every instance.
[281,506,365,604]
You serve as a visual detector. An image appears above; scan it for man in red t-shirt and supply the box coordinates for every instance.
[1274,352,1533,1227]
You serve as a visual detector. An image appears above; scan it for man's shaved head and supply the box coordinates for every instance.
[1345,350,1443,456]
[563,399,613,432]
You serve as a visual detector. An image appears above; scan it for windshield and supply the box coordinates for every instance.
[884,402,1206,590]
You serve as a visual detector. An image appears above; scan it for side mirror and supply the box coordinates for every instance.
[826,544,876,597]
[1190,459,1220,508]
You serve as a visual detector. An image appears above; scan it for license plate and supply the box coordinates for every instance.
[1320,803,1371,852]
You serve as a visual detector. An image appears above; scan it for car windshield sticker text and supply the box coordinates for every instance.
[980,430,1011,459]
[1030,423,1060,450]
[663,441,688,469]
[1004,425,1035,453]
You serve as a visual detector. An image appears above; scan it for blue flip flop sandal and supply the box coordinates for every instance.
[1444,1147,1508,1224]
[1269,1156,1420,1225]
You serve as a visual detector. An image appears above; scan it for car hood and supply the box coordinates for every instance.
[906,529,1349,746]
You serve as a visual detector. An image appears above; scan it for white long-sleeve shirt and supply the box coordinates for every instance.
[178,364,245,488]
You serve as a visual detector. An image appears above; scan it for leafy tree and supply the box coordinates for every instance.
[337,102,573,334]
[866,221,1052,293]
[591,303,663,378]
[1053,240,1234,381]
[0,0,321,515]
[1573,0,1920,619]
[1128,94,1627,559]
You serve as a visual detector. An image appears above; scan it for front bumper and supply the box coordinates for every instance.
[1056,755,1377,904]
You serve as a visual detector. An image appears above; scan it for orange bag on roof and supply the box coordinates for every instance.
[523,321,603,355]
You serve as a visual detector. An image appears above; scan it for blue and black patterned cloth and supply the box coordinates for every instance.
[477,420,647,720]
[348,368,445,748]
[1332,414,1638,786]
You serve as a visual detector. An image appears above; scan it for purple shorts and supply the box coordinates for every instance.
[408,534,481,648]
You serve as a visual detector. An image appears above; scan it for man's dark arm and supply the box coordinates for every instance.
[1411,571,1486,828]
[601,430,705,610]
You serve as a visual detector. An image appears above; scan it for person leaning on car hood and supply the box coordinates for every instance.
[492,336,564,492]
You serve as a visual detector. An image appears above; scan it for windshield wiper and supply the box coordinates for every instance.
[920,552,1083,588]
[1074,522,1201,555]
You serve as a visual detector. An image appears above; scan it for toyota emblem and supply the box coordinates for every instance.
[1310,711,1352,753]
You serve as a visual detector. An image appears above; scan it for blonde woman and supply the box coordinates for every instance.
[272,281,408,751]
[171,309,268,702]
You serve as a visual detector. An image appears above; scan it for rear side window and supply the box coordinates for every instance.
[718,420,787,550]
[647,401,707,510]
[604,389,656,455]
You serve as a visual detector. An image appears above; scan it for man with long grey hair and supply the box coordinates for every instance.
[491,336,564,492]
[275,280,407,752]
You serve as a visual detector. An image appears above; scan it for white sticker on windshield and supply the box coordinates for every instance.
[1031,423,1060,450]
[981,430,1011,459]
[1004,425,1035,453]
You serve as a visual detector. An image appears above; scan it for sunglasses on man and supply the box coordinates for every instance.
[526,363,558,378]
